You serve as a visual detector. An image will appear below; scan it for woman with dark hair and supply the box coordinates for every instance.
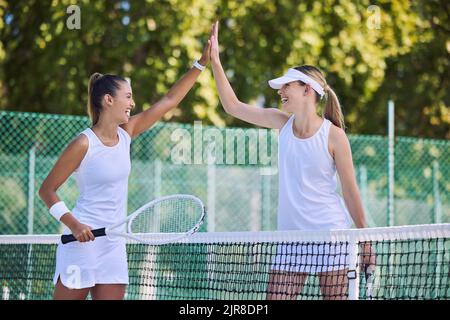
[38,32,212,300]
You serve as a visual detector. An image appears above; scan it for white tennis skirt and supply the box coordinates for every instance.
[53,236,129,289]
[271,242,349,274]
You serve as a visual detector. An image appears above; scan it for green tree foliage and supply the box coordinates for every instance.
[364,0,449,138]
[0,0,448,139]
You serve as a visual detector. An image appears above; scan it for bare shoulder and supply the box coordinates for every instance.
[328,124,350,157]
[329,124,348,144]
[42,133,89,185]
[120,123,134,138]
[70,133,89,150]
[267,108,290,129]
[61,133,89,159]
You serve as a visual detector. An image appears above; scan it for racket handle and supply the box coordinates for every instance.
[61,228,106,244]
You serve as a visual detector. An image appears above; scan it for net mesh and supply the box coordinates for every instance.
[1,111,449,235]
[1,224,449,300]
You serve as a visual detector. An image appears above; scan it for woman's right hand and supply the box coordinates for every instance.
[210,21,220,64]
[69,221,95,242]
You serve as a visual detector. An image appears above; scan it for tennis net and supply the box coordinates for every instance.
[1,223,449,300]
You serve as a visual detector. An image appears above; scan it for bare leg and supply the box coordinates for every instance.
[90,284,127,300]
[266,270,308,300]
[53,277,91,300]
[318,269,348,300]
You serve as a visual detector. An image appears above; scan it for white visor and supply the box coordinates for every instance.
[268,68,325,98]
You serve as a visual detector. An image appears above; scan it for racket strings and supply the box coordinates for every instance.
[129,197,203,234]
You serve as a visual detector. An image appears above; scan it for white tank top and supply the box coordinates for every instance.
[69,127,131,231]
[277,115,351,231]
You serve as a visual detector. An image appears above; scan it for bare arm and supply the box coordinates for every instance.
[38,135,95,242]
[330,126,368,229]
[122,31,213,138]
[122,66,205,138]
[210,21,289,129]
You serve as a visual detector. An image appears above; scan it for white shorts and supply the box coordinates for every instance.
[53,236,129,289]
[271,242,349,274]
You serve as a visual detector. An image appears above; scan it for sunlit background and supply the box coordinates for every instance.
[0,1,449,234]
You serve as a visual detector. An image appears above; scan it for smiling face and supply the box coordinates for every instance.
[277,81,310,112]
[107,81,135,125]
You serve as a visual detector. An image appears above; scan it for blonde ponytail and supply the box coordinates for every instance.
[294,65,345,130]
[323,85,345,129]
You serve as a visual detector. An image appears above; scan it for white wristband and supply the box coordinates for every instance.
[49,201,70,221]
[192,60,206,71]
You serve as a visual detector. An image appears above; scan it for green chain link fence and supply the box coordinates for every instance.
[0,111,448,234]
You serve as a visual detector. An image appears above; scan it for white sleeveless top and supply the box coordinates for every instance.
[277,116,351,231]
[68,126,131,231]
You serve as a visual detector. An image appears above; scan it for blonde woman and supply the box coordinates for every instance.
[209,21,372,300]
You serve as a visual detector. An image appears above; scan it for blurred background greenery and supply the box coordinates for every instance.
[0,0,448,139]
[0,2,449,304]
[0,1,449,234]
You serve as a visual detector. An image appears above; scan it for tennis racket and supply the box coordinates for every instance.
[61,194,206,245]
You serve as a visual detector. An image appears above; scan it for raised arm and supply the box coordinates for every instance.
[210,21,289,129]
[122,30,213,138]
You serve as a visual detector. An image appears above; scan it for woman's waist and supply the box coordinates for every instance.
[277,210,351,231]
[71,206,125,227]
[279,188,344,205]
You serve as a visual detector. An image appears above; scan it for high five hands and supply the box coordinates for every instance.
[198,21,218,67]
[197,21,220,67]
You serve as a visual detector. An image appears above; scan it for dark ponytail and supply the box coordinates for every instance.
[87,73,127,126]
